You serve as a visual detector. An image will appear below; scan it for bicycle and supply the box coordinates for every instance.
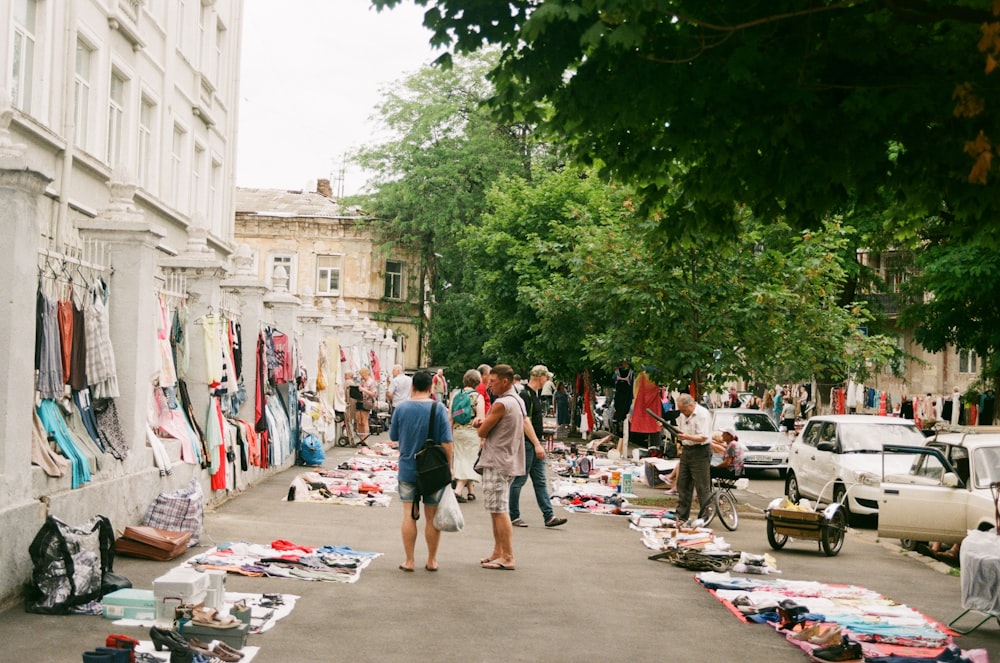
[696,475,746,531]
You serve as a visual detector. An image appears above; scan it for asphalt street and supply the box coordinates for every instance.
[1,436,997,662]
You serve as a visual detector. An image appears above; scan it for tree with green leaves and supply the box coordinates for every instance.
[351,51,544,374]
[463,166,899,396]
[374,0,1000,395]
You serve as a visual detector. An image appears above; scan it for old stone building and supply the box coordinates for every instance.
[235,181,424,373]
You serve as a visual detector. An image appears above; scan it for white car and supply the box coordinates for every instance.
[710,408,789,475]
[878,432,1000,546]
[786,415,927,518]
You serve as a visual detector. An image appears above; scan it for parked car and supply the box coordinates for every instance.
[710,408,789,476]
[786,415,927,518]
[878,432,1000,547]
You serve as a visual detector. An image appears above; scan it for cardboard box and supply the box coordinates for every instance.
[102,588,156,620]
[179,621,248,649]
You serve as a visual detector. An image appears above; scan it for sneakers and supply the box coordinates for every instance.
[511,518,528,527]
[545,517,567,528]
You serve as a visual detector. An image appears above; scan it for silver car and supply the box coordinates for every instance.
[787,415,927,518]
[710,408,790,476]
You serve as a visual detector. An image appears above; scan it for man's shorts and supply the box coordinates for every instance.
[480,468,513,514]
[398,481,446,505]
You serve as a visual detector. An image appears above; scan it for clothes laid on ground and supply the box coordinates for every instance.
[185,540,380,583]
[695,573,990,662]
[286,469,394,506]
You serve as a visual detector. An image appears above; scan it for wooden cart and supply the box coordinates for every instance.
[764,499,847,557]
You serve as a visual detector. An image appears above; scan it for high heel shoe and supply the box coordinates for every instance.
[149,626,190,652]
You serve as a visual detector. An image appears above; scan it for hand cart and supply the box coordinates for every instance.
[764,497,847,556]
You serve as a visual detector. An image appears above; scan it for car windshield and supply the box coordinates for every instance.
[972,446,1000,489]
[838,422,925,452]
[713,412,778,433]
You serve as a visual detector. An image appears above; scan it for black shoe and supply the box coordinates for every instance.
[812,636,863,662]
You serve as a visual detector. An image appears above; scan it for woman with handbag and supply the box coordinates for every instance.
[390,370,453,572]
[355,367,378,435]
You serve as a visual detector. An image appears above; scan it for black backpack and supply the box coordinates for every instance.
[412,402,451,520]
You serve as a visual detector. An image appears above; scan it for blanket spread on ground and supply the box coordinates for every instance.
[185,540,381,583]
[695,573,990,662]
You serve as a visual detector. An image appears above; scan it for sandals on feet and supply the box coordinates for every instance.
[466,493,476,501]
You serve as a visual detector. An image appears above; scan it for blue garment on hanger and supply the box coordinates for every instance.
[37,399,91,488]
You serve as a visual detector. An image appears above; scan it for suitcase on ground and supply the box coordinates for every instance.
[115,526,191,561]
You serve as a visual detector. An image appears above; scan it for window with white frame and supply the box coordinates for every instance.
[11,0,38,113]
[268,254,297,292]
[191,143,204,216]
[176,0,188,54]
[169,124,185,209]
[137,95,155,190]
[384,260,404,300]
[198,2,209,68]
[215,19,226,86]
[144,0,166,27]
[959,349,979,374]
[316,255,341,295]
[209,159,221,233]
[106,71,126,166]
[73,39,93,151]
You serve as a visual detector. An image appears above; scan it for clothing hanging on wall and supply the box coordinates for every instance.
[85,278,119,399]
[31,409,70,478]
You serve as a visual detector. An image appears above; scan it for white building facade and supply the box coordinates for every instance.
[0,0,251,605]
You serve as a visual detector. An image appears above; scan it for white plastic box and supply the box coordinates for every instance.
[153,568,209,624]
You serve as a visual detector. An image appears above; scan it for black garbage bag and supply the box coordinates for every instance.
[24,514,117,614]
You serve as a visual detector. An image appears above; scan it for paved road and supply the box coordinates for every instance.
[1,438,997,662]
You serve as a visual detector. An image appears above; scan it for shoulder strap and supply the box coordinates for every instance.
[426,401,437,444]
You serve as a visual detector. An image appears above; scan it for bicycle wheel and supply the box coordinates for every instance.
[766,519,788,549]
[821,508,847,556]
[697,491,718,527]
[716,491,739,531]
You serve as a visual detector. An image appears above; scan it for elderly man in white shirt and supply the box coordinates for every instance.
[674,393,713,525]
[387,364,412,415]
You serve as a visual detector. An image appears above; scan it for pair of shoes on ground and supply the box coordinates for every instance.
[811,635,863,662]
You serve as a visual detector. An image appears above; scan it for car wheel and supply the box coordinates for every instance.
[785,472,801,503]
[832,483,852,523]
[899,539,921,551]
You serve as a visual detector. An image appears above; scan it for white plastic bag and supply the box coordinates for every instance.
[433,489,464,533]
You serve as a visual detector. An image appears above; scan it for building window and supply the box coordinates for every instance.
[106,71,126,167]
[176,0,187,53]
[137,96,155,189]
[191,143,204,216]
[384,260,404,300]
[74,39,93,150]
[209,159,221,233]
[268,254,297,292]
[316,255,341,295]
[11,0,38,113]
[959,349,978,374]
[215,19,226,86]
[169,124,185,209]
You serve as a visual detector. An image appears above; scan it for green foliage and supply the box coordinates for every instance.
[373,0,1000,376]
[461,166,895,392]
[351,51,541,370]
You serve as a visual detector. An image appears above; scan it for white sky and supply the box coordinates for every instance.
[236,1,439,196]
